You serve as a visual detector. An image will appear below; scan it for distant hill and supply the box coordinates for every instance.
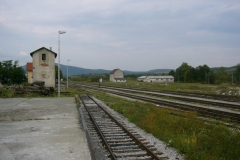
[210,66,236,73]
[59,64,173,76]
[21,64,237,76]
[21,64,173,76]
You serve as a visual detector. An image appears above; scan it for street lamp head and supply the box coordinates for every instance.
[59,30,66,34]
[67,60,70,62]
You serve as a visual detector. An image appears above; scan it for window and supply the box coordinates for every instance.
[42,54,46,60]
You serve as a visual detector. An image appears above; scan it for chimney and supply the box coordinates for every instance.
[50,47,52,50]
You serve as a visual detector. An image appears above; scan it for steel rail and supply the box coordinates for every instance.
[161,90,240,102]
[101,89,240,123]
[80,94,161,159]
[79,85,240,123]
[97,85,240,110]
[99,84,240,102]
[80,95,117,160]
[88,95,161,160]
[80,84,240,110]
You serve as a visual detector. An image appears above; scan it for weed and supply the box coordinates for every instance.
[0,88,15,97]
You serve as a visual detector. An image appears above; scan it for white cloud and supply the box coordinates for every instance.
[0,0,240,70]
[19,51,27,56]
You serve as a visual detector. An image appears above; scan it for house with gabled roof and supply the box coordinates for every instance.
[110,68,126,82]
[29,47,57,87]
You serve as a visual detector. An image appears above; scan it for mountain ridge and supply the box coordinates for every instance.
[21,64,237,76]
[21,64,173,76]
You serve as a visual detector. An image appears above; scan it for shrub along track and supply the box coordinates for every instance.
[73,83,240,124]
[79,94,169,160]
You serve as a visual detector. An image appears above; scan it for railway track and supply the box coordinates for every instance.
[161,90,240,102]
[99,85,240,102]
[79,85,240,111]
[79,94,169,160]
[100,89,240,123]
[86,84,240,111]
[75,84,240,123]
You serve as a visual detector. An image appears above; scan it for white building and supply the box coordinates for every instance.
[110,68,126,82]
[137,76,147,81]
[137,76,174,83]
[30,47,57,87]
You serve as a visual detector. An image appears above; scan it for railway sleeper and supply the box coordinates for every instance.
[98,123,118,127]
[117,156,152,160]
[107,138,132,142]
[101,128,123,132]
[93,115,111,118]
[101,127,123,131]
[97,123,118,126]
[114,151,147,158]
[113,148,142,153]
[137,137,147,141]
[105,136,131,140]
[109,141,136,146]
[111,145,142,150]
[103,133,127,136]
[95,118,115,121]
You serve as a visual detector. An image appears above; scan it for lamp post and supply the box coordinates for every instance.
[58,30,66,98]
[67,60,70,90]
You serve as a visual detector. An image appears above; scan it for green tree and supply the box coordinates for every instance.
[196,64,210,83]
[233,64,240,83]
[0,60,26,85]
[55,65,63,80]
[206,70,215,84]
[184,67,197,82]
[168,70,175,76]
[214,67,230,84]
[175,62,191,82]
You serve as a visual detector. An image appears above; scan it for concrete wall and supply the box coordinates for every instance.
[27,71,33,84]
[110,74,115,82]
[32,48,56,87]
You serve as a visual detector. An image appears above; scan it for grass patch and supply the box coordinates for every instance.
[0,88,15,97]
[91,91,240,160]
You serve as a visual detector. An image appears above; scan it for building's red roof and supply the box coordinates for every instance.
[26,62,33,71]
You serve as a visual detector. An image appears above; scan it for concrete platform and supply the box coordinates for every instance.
[0,98,91,160]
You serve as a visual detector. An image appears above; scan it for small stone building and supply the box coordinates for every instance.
[110,68,126,82]
[29,47,57,87]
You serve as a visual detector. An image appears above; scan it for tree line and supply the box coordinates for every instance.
[1,60,240,85]
[169,62,240,84]
[0,60,65,85]
[0,60,27,85]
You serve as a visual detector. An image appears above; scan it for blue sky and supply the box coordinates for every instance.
[0,0,239,71]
